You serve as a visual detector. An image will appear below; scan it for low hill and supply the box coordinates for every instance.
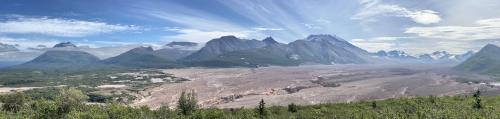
[4,50,110,73]
[103,46,182,68]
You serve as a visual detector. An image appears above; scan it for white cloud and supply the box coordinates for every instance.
[405,18,500,40]
[164,29,257,43]
[0,17,138,37]
[352,0,441,24]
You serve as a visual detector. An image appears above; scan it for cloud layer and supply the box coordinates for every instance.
[353,0,441,25]
[405,18,500,40]
[0,17,138,37]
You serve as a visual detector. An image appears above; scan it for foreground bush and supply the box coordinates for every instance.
[1,89,500,118]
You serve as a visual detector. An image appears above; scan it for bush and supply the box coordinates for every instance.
[0,92,29,112]
[288,103,298,113]
[177,90,198,115]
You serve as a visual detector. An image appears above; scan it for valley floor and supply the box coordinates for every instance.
[131,64,500,109]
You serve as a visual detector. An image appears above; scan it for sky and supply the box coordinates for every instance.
[1,0,500,54]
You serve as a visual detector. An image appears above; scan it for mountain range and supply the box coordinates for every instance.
[2,34,490,72]
[374,50,474,64]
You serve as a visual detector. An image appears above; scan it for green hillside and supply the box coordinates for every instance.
[455,44,500,76]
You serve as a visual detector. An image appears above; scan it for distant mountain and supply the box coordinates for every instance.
[53,42,77,48]
[0,43,19,52]
[262,37,280,45]
[25,50,99,64]
[375,50,417,59]
[103,46,182,68]
[418,51,473,64]
[195,37,300,67]
[155,41,199,60]
[188,35,373,67]
[455,44,500,76]
[9,50,102,71]
[183,36,266,61]
[287,35,371,64]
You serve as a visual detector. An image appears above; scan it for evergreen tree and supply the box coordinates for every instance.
[288,103,298,113]
[371,101,377,109]
[257,99,267,118]
[473,90,482,109]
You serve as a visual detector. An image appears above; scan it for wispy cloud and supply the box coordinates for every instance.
[352,0,441,25]
[0,17,139,37]
[405,18,500,40]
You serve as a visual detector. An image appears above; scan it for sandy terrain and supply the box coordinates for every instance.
[131,64,498,109]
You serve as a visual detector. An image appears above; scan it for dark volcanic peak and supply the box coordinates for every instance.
[184,35,267,61]
[165,41,198,47]
[263,37,279,45]
[53,42,77,48]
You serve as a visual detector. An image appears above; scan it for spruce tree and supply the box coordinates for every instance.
[257,99,267,118]
[288,103,298,113]
[473,90,482,109]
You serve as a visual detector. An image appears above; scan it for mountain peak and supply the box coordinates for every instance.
[263,37,279,45]
[306,34,339,40]
[26,50,99,64]
[53,42,77,48]
[484,44,499,49]
[129,46,154,53]
[305,34,349,44]
[219,35,238,39]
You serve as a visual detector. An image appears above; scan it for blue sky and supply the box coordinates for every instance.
[1,0,500,54]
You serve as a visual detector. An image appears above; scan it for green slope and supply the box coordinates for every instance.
[455,44,500,76]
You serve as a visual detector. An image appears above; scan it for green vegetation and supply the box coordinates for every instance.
[1,88,500,118]
[177,90,198,115]
[0,67,131,87]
